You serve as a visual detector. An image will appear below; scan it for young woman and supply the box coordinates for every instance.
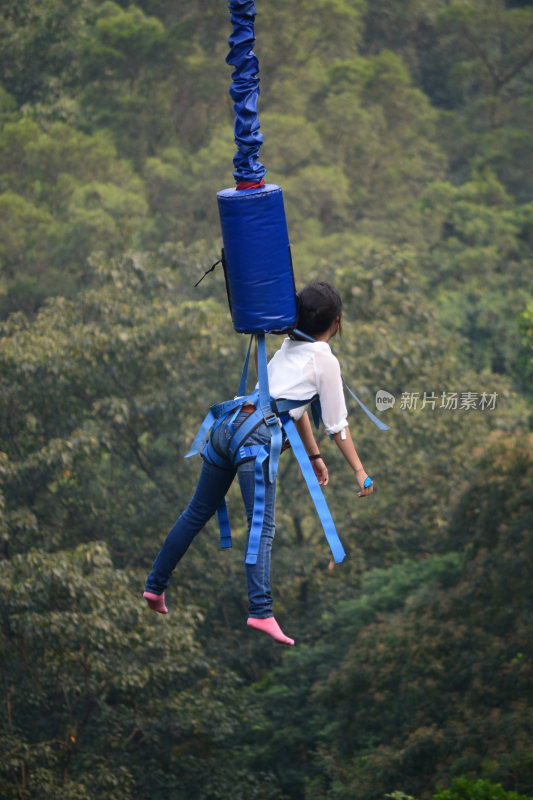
[143,282,373,645]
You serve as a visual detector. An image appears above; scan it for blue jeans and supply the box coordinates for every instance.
[145,413,277,618]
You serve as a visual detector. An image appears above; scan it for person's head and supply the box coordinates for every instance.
[292,281,342,340]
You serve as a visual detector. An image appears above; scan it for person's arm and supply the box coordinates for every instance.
[332,426,373,497]
[294,412,329,486]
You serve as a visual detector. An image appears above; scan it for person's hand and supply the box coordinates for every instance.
[312,457,329,486]
[355,467,373,497]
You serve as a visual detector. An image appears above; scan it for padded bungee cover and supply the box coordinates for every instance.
[217,184,297,334]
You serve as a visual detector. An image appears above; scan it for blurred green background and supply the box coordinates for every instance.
[1,1,532,798]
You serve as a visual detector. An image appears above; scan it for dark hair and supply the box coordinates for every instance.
[291,281,342,339]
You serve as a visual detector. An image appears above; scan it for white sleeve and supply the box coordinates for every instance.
[314,350,348,435]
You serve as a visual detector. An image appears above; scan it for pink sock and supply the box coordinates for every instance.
[143,591,168,614]
[247,616,294,645]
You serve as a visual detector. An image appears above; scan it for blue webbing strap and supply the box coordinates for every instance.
[256,334,270,413]
[185,408,217,459]
[235,443,264,465]
[200,438,230,469]
[273,396,317,415]
[217,500,232,549]
[281,414,346,564]
[226,334,254,436]
[256,334,283,483]
[201,431,269,556]
[228,397,317,461]
[244,444,270,565]
[268,424,282,484]
[342,378,390,431]
[228,410,263,462]
[227,387,259,434]
[238,335,254,397]
[310,396,322,429]
[186,395,257,459]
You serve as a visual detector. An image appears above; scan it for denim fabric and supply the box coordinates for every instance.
[145,412,277,618]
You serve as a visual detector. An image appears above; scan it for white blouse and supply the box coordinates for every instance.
[266,338,348,435]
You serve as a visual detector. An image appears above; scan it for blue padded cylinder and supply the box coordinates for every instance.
[217,184,297,334]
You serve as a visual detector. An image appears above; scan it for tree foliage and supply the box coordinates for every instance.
[0,541,280,799]
[0,0,531,797]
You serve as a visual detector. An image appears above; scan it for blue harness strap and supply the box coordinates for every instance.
[237,335,253,397]
[225,396,315,564]
[185,332,385,564]
[186,395,254,460]
[196,398,346,564]
[281,413,346,564]
[342,378,389,431]
[217,500,232,549]
[200,436,231,469]
[201,436,264,555]
[185,408,217,459]
[256,333,283,484]
[228,410,264,462]
[244,444,270,565]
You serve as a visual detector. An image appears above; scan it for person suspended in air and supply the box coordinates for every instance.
[143,281,373,646]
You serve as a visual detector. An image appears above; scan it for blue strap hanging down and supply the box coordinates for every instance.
[238,335,253,397]
[201,438,264,554]
[227,406,345,565]
[185,408,217,459]
[227,335,256,434]
[256,333,283,484]
[244,444,270,565]
[217,501,232,549]
[281,414,346,564]
[342,378,389,431]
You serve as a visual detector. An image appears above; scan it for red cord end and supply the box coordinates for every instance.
[236,178,265,190]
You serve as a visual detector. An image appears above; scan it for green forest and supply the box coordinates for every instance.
[1,0,532,798]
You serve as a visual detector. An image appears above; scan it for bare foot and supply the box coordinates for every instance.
[247,616,294,645]
[143,591,168,614]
